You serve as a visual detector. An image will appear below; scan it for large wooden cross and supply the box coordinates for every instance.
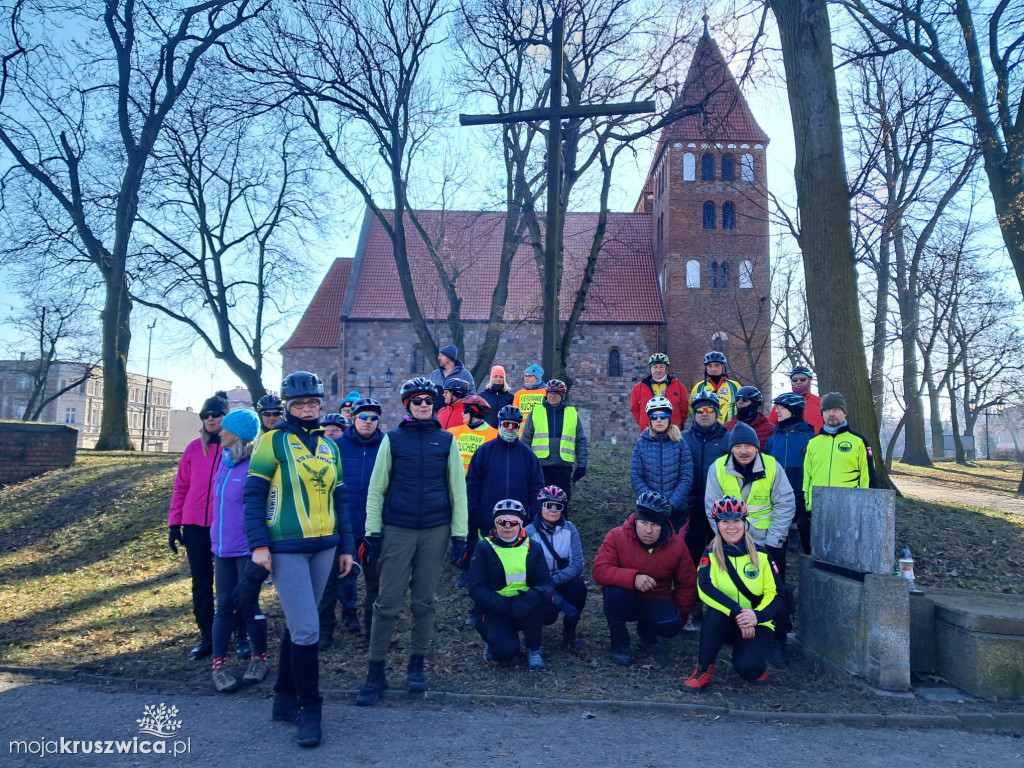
[460,15,655,380]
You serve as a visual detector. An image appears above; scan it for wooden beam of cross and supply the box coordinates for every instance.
[459,15,655,381]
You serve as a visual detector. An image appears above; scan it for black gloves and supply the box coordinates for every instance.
[450,537,468,565]
[572,466,587,483]
[509,590,541,619]
[231,560,270,618]
[362,536,382,568]
[556,596,581,621]
[168,525,184,554]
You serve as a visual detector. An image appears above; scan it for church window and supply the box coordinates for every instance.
[686,260,701,288]
[330,373,339,396]
[742,153,754,182]
[712,331,729,356]
[657,213,664,247]
[721,154,735,182]
[702,201,716,229]
[411,345,426,374]
[701,153,715,181]
[740,260,754,289]
[608,348,622,377]
[712,261,729,289]
[722,201,736,230]
[682,152,695,181]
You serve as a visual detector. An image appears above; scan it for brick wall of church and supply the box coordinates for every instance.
[282,320,671,443]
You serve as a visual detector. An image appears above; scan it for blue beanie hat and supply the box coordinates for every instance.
[221,409,260,443]
[728,421,759,449]
[340,391,360,407]
[439,344,459,362]
[525,364,544,379]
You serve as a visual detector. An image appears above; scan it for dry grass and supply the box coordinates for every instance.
[890,458,1022,496]
[1,447,1023,714]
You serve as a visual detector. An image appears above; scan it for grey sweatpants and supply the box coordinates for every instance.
[272,548,335,646]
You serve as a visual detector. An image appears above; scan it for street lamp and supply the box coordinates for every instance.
[346,367,394,400]
[140,319,157,451]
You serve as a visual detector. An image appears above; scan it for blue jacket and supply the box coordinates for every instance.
[682,422,731,515]
[336,423,384,541]
[630,429,693,513]
[211,451,250,558]
[525,518,585,586]
[764,417,815,505]
[466,437,545,533]
[479,385,514,428]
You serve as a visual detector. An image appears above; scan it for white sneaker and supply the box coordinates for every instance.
[683,614,698,632]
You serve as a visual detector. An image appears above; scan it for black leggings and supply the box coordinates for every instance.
[475,611,544,660]
[182,524,214,633]
[697,609,774,680]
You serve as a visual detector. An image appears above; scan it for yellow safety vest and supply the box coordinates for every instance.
[484,536,531,596]
[530,406,578,463]
[714,454,779,531]
[698,550,776,629]
[448,422,498,474]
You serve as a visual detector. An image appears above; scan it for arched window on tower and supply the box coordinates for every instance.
[686,260,701,288]
[741,153,755,182]
[740,260,754,289]
[720,261,729,287]
[411,345,426,374]
[722,201,736,230]
[701,153,715,181]
[608,348,622,377]
[682,152,695,181]
[712,331,729,357]
[330,372,339,397]
[721,154,735,181]
[703,201,716,229]
[711,260,719,287]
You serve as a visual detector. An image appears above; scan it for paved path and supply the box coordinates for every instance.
[1,674,1022,767]
[893,477,1024,517]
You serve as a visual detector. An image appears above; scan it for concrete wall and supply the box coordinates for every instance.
[0,421,77,485]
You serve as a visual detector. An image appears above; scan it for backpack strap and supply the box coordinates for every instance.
[723,554,763,609]
[535,528,569,571]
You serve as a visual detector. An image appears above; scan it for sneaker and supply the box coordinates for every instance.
[683,663,715,692]
[483,644,494,662]
[242,656,268,685]
[343,611,362,635]
[454,571,470,590]
[754,670,770,686]
[683,614,698,632]
[212,667,240,693]
[562,626,582,654]
[527,650,546,671]
[610,647,632,666]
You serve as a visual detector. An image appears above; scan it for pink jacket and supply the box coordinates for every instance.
[168,436,222,527]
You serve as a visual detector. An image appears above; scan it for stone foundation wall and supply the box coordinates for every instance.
[0,421,78,485]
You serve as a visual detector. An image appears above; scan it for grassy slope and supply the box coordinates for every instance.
[1,447,1022,713]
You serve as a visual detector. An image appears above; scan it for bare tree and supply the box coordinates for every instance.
[0,0,266,448]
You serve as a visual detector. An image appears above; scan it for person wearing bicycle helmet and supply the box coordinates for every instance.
[592,492,696,666]
[447,395,498,474]
[630,352,689,430]
[682,392,731,566]
[764,392,815,556]
[321,412,348,441]
[725,386,772,449]
[685,496,780,691]
[437,378,472,430]
[690,351,740,423]
[525,486,587,652]
[256,393,284,435]
[469,499,554,670]
[521,379,588,499]
[769,365,822,431]
[630,397,693,531]
[357,377,468,706]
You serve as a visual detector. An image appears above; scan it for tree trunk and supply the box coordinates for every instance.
[869,232,890,426]
[93,270,133,450]
[924,367,944,458]
[893,224,931,465]
[885,410,907,472]
[1017,466,1024,497]
[767,0,891,488]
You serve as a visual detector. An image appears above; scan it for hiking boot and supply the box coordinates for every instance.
[242,656,269,685]
[272,690,299,723]
[609,623,632,666]
[562,624,582,654]
[234,626,251,660]
[754,670,770,686]
[483,644,494,662]
[638,633,662,655]
[355,660,389,707]
[407,654,427,693]
[683,664,715,692]
[769,642,789,667]
[454,571,470,589]
[188,632,212,661]
[212,667,240,693]
[296,698,322,748]
[527,650,546,671]
[342,609,362,635]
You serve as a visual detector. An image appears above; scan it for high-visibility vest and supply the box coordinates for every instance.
[513,388,546,416]
[483,536,531,596]
[530,406,578,463]
[714,454,779,531]
[447,422,498,474]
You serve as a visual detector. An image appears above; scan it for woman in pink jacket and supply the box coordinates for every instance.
[168,391,228,660]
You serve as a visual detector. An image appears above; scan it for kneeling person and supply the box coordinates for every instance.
[470,500,554,670]
[685,496,780,691]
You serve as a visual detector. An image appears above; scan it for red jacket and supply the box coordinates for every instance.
[630,375,689,430]
[725,412,774,449]
[437,401,465,430]
[769,392,824,432]
[168,435,222,528]
[592,514,697,617]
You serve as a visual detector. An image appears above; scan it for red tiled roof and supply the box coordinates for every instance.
[281,258,352,350]
[283,209,662,349]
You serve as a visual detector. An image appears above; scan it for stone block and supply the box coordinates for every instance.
[908,592,936,674]
[811,487,895,575]
[862,573,911,691]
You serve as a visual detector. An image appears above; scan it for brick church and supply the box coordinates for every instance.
[281,28,771,441]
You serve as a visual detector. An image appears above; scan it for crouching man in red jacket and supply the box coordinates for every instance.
[592,491,697,667]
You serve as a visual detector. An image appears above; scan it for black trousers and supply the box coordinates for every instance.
[541,465,574,502]
[764,544,793,643]
[475,611,544,660]
[697,608,774,680]
[182,524,214,634]
[540,576,588,626]
[684,505,715,566]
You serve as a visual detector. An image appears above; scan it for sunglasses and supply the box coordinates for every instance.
[356,413,379,422]
[410,396,434,406]
[495,518,521,528]
[542,501,564,511]
[262,410,282,418]
[649,413,671,421]
[695,407,716,415]
[500,421,521,430]
[200,411,224,420]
